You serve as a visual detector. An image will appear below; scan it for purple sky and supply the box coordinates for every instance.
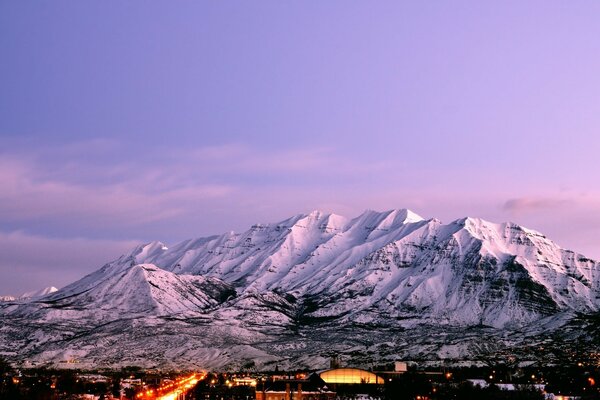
[1,2,600,295]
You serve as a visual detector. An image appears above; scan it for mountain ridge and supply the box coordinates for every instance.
[1,208,599,370]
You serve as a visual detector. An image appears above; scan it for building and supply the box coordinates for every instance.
[256,375,336,400]
[394,362,408,372]
[319,368,384,385]
[233,377,258,386]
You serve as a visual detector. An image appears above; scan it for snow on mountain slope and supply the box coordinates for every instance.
[1,208,600,369]
[133,209,425,290]
[301,216,600,328]
[137,210,352,291]
[5,263,235,322]
[20,286,58,299]
[119,209,600,328]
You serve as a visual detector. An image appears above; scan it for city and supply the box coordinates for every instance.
[2,356,599,399]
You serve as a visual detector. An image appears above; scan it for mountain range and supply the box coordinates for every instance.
[2,209,599,370]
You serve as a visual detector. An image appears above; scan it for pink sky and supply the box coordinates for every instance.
[1,2,599,293]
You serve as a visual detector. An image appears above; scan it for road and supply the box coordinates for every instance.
[136,373,200,400]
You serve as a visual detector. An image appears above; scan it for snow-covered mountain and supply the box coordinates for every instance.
[20,286,58,299]
[1,209,599,370]
[0,286,58,302]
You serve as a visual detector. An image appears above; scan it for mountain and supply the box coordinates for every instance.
[20,286,58,299]
[1,209,599,370]
[0,286,58,302]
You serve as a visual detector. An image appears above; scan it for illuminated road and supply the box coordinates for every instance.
[137,373,200,400]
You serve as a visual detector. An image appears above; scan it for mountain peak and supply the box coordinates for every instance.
[20,286,58,299]
[392,208,424,223]
[354,208,424,226]
[130,240,168,262]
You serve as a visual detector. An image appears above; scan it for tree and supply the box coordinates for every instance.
[0,357,20,400]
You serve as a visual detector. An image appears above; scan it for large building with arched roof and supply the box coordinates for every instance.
[319,368,384,385]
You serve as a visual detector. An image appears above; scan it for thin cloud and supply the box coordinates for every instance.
[0,155,235,226]
[3,140,600,269]
[0,142,388,231]
[503,197,574,214]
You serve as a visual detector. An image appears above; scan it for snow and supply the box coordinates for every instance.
[1,208,599,369]
[14,286,58,300]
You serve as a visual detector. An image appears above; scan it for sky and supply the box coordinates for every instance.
[1,1,600,295]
